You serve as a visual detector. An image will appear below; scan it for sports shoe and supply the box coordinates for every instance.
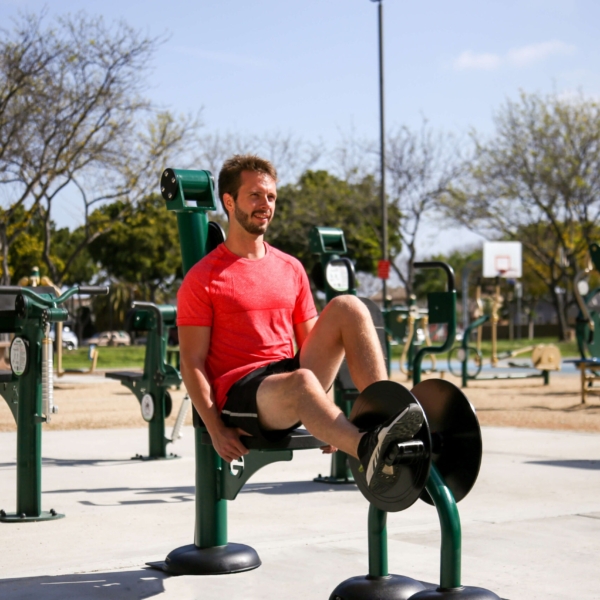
[357,403,424,495]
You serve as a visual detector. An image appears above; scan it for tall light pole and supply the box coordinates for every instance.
[371,0,388,307]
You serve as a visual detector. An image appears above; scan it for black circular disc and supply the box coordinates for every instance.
[160,168,178,202]
[348,381,431,513]
[410,379,482,505]
[165,390,173,418]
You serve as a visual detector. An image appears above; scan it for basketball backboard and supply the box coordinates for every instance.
[483,242,522,278]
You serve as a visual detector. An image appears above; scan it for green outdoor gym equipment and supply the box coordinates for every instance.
[106,301,188,460]
[310,226,388,485]
[0,284,107,522]
[148,167,500,599]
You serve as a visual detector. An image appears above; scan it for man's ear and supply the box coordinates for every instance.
[223,193,235,214]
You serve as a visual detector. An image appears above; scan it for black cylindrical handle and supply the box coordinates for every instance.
[0,286,23,294]
[413,261,456,291]
[78,286,109,295]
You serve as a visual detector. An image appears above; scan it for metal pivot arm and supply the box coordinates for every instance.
[0,285,108,307]
[412,262,457,385]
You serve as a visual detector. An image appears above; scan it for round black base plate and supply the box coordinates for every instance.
[0,510,65,523]
[161,543,261,575]
[410,585,502,599]
[329,574,428,600]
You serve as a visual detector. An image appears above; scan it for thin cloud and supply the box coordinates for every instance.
[453,40,576,71]
[507,40,576,67]
[454,51,502,71]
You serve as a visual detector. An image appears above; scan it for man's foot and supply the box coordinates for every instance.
[357,403,424,495]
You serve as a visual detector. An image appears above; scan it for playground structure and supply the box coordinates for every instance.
[106,301,190,459]
[0,283,108,522]
[448,243,561,387]
[572,241,600,403]
[147,167,501,600]
[383,296,438,380]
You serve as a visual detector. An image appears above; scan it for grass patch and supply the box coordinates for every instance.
[59,346,146,370]
[390,336,579,360]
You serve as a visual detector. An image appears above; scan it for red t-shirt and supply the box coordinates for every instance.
[177,242,317,410]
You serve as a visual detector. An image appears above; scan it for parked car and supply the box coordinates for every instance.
[48,325,79,350]
[85,330,131,347]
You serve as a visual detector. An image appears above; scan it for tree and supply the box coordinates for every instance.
[385,122,463,298]
[444,92,600,339]
[266,169,402,279]
[0,11,200,285]
[87,194,182,302]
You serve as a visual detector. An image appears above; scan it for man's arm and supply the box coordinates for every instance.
[178,325,250,462]
[294,316,317,349]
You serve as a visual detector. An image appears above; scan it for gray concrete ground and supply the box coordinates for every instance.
[0,414,599,599]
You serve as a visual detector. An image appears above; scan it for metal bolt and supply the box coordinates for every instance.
[163,171,169,177]
[0,509,6,517]
[168,193,172,199]
[19,513,25,519]
[50,508,57,516]
[161,187,165,192]
[171,177,176,183]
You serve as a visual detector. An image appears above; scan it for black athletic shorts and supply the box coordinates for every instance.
[221,354,301,443]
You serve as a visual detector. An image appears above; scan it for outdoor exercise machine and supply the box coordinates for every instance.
[0,283,107,522]
[384,297,437,380]
[572,242,600,403]
[448,265,561,387]
[148,168,501,599]
[106,301,190,459]
[310,226,388,484]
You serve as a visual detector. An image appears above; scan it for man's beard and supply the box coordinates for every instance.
[234,202,271,235]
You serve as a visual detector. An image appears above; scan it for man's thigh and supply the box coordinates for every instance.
[256,371,303,431]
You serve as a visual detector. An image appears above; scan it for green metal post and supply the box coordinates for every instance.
[368,504,388,577]
[146,317,168,458]
[425,464,462,590]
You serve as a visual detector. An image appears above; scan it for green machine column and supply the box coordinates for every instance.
[160,168,259,573]
[309,227,358,484]
[0,285,107,522]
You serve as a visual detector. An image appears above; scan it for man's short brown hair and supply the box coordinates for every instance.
[217,154,277,210]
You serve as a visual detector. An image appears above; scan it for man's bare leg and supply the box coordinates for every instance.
[299,295,387,392]
[257,368,362,457]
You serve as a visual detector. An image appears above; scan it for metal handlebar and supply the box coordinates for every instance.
[413,261,456,292]
[132,301,164,336]
[0,285,109,307]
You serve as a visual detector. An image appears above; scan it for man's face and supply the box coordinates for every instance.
[227,170,277,235]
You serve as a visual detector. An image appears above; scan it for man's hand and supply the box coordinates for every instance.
[210,423,252,463]
[320,444,337,454]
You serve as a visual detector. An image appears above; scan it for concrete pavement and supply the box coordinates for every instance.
[0,422,599,600]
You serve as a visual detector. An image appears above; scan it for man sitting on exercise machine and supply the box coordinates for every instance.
[177,154,423,494]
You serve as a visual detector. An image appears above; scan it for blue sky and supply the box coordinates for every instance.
[2,0,598,254]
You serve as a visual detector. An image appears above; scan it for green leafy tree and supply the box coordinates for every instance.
[444,92,600,339]
[266,170,401,275]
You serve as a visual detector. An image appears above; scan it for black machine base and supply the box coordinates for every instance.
[0,509,65,523]
[329,574,433,600]
[313,474,355,485]
[410,586,503,599]
[147,543,261,575]
[131,453,180,461]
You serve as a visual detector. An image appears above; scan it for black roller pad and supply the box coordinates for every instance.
[348,380,431,513]
[411,379,482,505]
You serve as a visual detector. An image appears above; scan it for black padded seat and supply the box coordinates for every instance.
[0,370,13,383]
[201,427,325,451]
[105,371,143,382]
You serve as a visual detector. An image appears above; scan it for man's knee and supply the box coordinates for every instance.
[325,295,371,325]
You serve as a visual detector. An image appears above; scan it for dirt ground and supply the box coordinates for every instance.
[1,370,600,433]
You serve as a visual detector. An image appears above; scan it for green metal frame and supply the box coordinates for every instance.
[106,303,182,459]
[0,285,106,522]
[310,226,357,484]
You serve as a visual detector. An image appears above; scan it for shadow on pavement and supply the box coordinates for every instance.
[526,459,600,470]
[0,568,166,600]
